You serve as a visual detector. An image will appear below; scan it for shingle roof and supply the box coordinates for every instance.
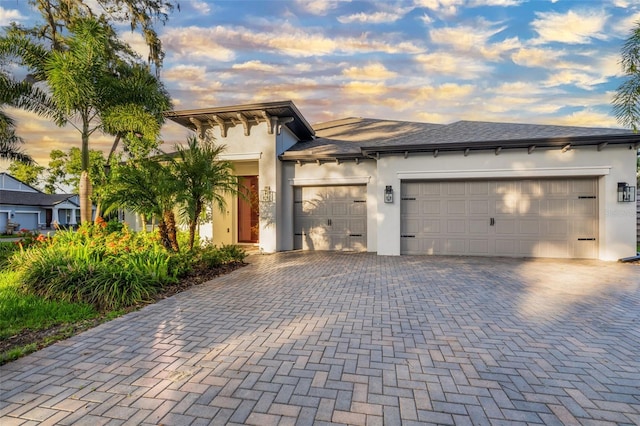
[281,117,640,160]
[283,117,444,158]
[0,190,78,207]
[381,120,631,146]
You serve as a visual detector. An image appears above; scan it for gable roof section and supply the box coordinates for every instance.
[0,172,40,193]
[281,118,640,161]
[0,190,78,208]
[165,100,315,141]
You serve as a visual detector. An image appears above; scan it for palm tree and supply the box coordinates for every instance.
[0,18,171,223]
[172,136,239,251]
[614,21,640,130]
[0,119,31,163]
[0,69,50,164]
[103,158,181,252]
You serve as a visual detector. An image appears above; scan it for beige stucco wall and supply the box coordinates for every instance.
[199,121,300,252]
[376,144,637,260]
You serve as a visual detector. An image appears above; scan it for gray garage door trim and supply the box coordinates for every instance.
[294,185,367,251]
[401,178,598,259]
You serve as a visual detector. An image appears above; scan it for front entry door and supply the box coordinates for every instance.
[238,176,259,243]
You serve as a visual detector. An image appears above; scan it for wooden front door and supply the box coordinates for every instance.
[238,176,259,243]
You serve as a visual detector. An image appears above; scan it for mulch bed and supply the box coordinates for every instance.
[0,261,246,359]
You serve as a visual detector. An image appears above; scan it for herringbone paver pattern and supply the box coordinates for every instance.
[1,253,639,425]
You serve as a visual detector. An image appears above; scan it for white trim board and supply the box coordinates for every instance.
[397,166,612,180]
[289,176,371,186]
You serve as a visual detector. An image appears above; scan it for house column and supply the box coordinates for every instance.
[69,209,78,226]
[52,207,60,227]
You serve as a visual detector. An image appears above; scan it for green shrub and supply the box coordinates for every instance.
[10,227,177,310]
[0,243,19,268]
[218,244,247,263]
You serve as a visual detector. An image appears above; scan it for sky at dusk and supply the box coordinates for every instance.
[1,0,639,166]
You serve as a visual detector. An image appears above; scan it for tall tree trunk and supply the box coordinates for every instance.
[188,201,202,250]
[157,218,172,251]
[79,170,92,223]
[79,118,92,223]
[164,210,179,252]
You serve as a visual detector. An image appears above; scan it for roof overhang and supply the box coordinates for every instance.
[361,133,640,157]
[279,133,640,163]
[164,100,315,141]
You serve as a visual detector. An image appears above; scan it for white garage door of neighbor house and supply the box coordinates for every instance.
[401,178,598,259]
[294,185,367,251]
[13,213,39,231]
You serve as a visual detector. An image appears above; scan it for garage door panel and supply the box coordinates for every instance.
[469,219,488,234]
[495,219,516,234]
[520,199,540,215]
[349,219,367,234]
[423,201,440,214]
[546,220,568,236]
[422,219,441,233]
[444,239,466,254]
[572,200,596,215]
[447,200,466,214]
[469,200,489,214]
[331,202,348,216]
[572,180,596,193]
[401,178,598,259]
[469,239,489,254]
[495,239,517,255]
[447,182,466,195]
[520,220,540,234]
[521,181,543,195]
[469,181,489,195]
[447,219,466,233]
[350,202,367,215]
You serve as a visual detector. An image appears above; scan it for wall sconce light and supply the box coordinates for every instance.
[617,182,636,202]
[384,185,394,203]
[261,186,275,203]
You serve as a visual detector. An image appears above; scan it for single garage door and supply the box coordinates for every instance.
[401,178,598,259]
[294,185,367,251]
[13,212,39,231]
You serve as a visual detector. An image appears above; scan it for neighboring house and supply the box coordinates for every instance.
[0,173,80,232]
[160,100,638,261]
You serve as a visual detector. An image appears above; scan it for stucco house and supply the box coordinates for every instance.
[160,100,638,261]
[0,173,80,232]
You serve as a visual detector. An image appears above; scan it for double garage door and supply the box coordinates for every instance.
[401,178,598,259]
[294,185,367,251]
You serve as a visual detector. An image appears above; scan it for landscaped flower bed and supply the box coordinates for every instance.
[0,220,247,364]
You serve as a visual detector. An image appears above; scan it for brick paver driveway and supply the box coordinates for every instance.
[1,252,639,425]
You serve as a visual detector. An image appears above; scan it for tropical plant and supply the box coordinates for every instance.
[172,136,239,250]
[614,21,640,131]
[18,0,178,73]
[103,158,181,251]
[0,18,172,224]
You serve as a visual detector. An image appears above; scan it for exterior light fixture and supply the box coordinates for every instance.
[617,182,636,202]
[384,185,394,203]
[261,186,274,203]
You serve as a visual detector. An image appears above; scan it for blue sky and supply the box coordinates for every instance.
[1,0,639,165]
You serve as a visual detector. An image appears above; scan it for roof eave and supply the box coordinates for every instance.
[361,134,640,155]
[164,100,315,141]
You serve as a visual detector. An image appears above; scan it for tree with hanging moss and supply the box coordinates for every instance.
[0,18,171,223]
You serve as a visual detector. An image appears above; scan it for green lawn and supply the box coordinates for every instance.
[0,270,102,364]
